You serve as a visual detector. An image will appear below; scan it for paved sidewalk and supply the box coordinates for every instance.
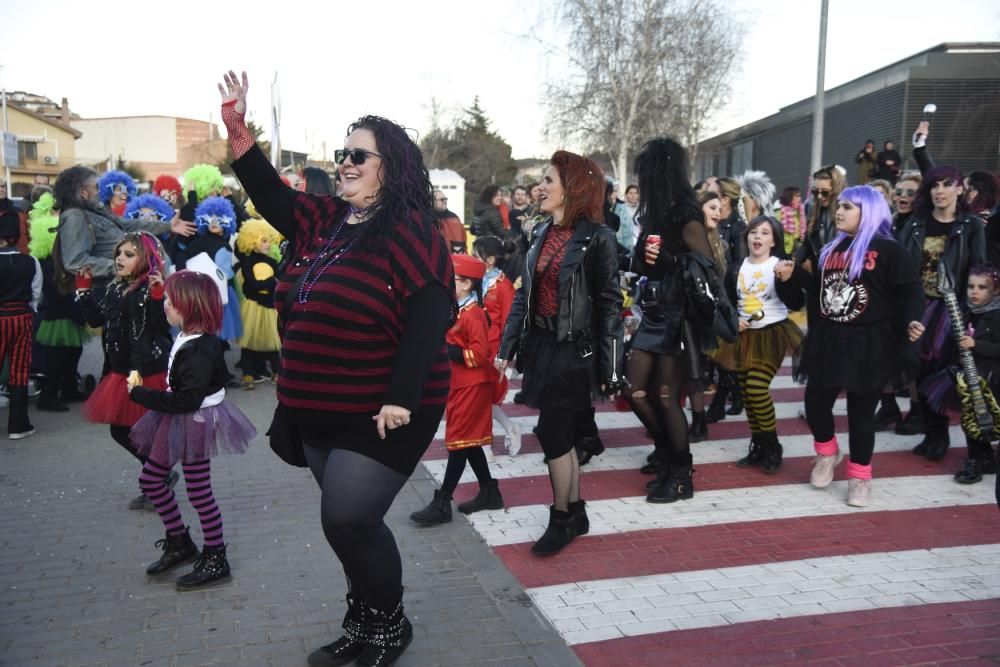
[0,383,581,667]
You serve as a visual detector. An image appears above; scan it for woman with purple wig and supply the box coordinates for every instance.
[793,186,924,507]
[218,71,457,667]
[897,166,987,461]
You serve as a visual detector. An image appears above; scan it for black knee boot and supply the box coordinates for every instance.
[308,592,367,667]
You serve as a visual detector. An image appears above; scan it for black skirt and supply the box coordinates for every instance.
[798,318,916,394]
[520,329,597,411]
[630,278,685,355]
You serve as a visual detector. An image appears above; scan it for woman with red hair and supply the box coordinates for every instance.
[497,150,624,556]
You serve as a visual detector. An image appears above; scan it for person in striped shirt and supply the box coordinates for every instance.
[219,71,456,667]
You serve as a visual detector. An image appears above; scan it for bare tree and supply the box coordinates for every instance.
[544,0,742,182]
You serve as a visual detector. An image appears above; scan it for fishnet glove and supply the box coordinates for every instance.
[222,100,253,160]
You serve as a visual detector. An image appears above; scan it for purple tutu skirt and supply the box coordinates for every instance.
[130,400,257,467]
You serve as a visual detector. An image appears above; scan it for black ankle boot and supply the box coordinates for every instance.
[705,387,728,423]
[356,599,413,667]
[307,593,367,667]
[531,506,576,556]
[458,480,503,514]
[896,400,926,436]
[872,395,902,431]
[176,544,231,590]
[409,489,452,525]
[726,386,744,415]
[146,528,198,575]
[647,458,694,503]
[569,499,589,536]
[688,411,708,443]
[736,437,765,467]
[761,432,783,474]
[924,414,951,461]
[954,443,986,484]
[7,386,34,439]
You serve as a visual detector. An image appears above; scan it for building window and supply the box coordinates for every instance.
[18,142,37,163]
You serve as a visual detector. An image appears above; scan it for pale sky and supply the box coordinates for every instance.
[1,0,998,160]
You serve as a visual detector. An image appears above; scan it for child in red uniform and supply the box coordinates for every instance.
[474,236,522,455]
[410,254,504,525]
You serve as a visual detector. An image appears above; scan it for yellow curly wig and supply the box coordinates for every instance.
[236,218,283,255]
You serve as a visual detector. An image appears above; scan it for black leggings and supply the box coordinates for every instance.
[441,447,492,495]
[303,446,408,609]
[805,383,881,466]
[625,349,688,463]
[40,345,83,400]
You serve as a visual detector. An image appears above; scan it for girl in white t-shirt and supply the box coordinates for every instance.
[733,216,804,474]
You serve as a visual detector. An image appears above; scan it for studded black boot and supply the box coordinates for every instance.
[568,499,589,536]
[457,479,504,514]
[175,544,231,590]
[356,599,413,667]
[647,456,694,504]
[409,489,453,525]
[145,528,198,575]
[307,593,367,667]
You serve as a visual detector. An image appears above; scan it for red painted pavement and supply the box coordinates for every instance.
[494,504,1000,588]
[572,599,1000,667]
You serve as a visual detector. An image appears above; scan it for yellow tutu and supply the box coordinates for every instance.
[239,300,280,352]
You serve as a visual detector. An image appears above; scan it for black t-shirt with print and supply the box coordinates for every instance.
[818,235,921,325]
[920,217,952,297]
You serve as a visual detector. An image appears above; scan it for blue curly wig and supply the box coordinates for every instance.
[195,196,237,239]
[98,170,137,204]
[124,194,175,222]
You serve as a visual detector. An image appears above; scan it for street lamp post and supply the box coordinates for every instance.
[810,0,829,176]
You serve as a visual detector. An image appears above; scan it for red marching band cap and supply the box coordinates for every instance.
[452,253,486,280]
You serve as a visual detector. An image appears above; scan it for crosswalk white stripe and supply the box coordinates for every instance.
[423,423,960,486]
[525,543,1000,645]
[465,475,996,547]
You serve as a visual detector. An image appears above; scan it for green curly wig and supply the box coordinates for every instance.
[28,193,59,260]
[183,164,225,201]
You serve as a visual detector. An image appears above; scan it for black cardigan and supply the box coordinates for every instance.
[129,334,229,413]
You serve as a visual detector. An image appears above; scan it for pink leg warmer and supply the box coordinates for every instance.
[846,461,873,480]
[814,437,839,457]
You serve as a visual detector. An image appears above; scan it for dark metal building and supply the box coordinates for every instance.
[693,43,1000,190]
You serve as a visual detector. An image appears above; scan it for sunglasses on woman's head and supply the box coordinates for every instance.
[334,148,383,166]
[894,188,916,197]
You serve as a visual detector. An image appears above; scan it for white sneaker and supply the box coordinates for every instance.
[810,450,844,488]
[9,427,36,440]
[847,478,872,507]
[507,422,522,456]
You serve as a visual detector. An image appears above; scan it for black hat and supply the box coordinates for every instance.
[0,210,21,241]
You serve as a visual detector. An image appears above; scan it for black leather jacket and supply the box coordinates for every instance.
[894,212,986,296]
[499,217,624,388]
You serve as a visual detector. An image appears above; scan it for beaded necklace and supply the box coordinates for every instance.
[296,205,367,304]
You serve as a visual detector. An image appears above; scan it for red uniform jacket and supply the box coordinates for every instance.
[482,272,515,359]
[446,301,492,389]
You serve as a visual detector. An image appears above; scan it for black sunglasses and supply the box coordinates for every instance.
[334,148,383,166]
[811,188,832,197]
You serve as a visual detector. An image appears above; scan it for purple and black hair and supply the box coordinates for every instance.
[818,185,893,282]
[914,165,967,218]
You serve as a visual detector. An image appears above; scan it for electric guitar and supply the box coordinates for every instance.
[937,262,1000,440]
